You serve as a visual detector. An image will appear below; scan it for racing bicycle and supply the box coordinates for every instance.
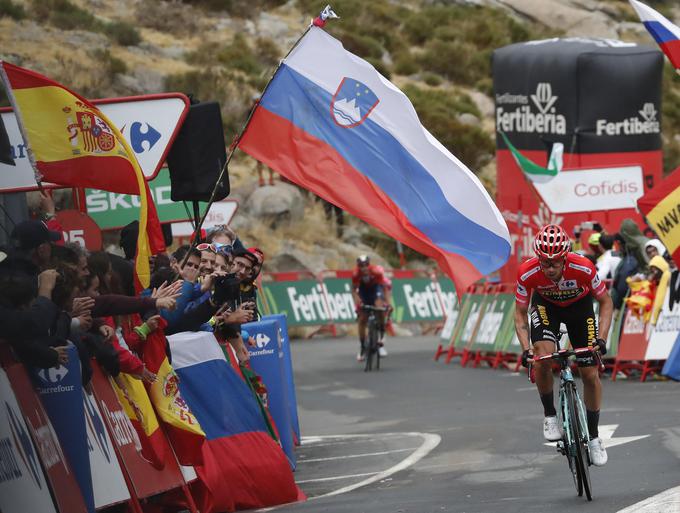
[361,305,386,372]
[529,343,601,501]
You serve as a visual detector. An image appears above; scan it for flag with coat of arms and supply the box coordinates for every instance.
[0,62,164,289]
[238,25,510,294]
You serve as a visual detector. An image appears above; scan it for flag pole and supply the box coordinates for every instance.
[180,6,338,269]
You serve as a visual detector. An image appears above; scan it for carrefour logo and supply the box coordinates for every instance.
[130,121,161,153]
[255,333,271,348]
[496,82,567,135]
[596,102,660,136]
[36,365,75,395]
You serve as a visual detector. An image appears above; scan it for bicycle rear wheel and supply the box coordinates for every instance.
[365,317,377,372]
[562,384,582,496]
[569,387,592,501]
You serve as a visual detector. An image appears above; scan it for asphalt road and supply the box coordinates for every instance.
[275,335,680,513]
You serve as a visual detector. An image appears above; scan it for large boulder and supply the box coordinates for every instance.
[497,0,619,39]
[246,183,305,222]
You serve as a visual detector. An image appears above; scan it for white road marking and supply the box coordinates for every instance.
[297,471,379,484]
[298,447,417,463]
[545,424,650,448]
[300,433,412,448]
[599,424,650,448]
[617,485,680,513]
[312,432,441,499]
[515,386,536,392]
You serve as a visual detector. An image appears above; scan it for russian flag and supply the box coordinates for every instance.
[239,27,510,293]
[630,0,680,69]
[167,332,299,512]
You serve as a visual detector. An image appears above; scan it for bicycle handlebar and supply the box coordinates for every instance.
[361,305,388,312]
[528,346,599,363]
[527,347,600,363]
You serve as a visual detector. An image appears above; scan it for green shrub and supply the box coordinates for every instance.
[422,72,443,87]
[0,0,25,20]
[91,49,128,76]
[30,0,103,31]
[404,84,492,170]
[104,20,141,46]
[393,53,419,76]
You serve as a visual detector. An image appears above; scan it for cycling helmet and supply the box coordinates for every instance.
[534,224,570,259]
[357,255,370,265]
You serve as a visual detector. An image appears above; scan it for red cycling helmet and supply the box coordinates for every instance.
[533,224,571,259]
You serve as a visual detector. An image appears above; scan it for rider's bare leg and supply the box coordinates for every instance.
[533,340,557,415]
[580,365,602,438]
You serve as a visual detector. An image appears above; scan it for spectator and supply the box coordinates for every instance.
[197,243,216,278]
[611,219,650,310]
[10,219,60,269]
[596,234,621,281]
[645,239,668,261]
[626,255,670,325]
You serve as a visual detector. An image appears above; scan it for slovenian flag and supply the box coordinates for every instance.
[239,26,510,293]
[167,332,299,512]
[630,0,680,69]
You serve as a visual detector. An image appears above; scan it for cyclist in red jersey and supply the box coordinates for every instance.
[352,255,392,361]
[514,224,613,466]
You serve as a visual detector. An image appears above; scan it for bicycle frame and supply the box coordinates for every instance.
[529,344,597,500]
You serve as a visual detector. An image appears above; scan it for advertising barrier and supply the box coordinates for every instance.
[0,344,88,513]
[0,367,59,513]
[244,319,296,469]
[263,314,301,445]
[30,346,95,512]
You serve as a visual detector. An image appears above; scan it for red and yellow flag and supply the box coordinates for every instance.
[144,322,205,465]
[638,166,680,267]
[0,61,164,288]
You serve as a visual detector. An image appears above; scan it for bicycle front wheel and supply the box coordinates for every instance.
[566,383,592,501]
[562,384,582,496]
[365,317,377,372]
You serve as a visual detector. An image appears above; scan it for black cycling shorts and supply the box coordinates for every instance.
[529,293,598,367]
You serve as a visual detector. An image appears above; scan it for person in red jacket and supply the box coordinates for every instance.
[514,224,613,467]
[352,255,392,362]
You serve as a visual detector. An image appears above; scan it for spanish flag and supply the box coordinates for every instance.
[638,166,680,267]
[0,61,164,288]
[144,318,206,465]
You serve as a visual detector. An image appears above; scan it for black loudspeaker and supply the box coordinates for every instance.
[167,101,230,202]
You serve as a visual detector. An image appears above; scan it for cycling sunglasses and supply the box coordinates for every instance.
[196,242,218,252]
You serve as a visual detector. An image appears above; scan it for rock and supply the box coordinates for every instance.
[497,0,619,39]
[246,183,304,222]
[465,90,495,119]
[341,226,363,246]
[457,112,481,127]
[114,67,163,94]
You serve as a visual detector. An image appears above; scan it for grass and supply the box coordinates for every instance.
[29,0,141,46]
[0,0,25,20]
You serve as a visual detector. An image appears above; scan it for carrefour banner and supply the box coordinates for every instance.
[30,346,94,513]
[0,368,58,513]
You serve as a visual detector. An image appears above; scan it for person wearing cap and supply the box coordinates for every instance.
[239,247,264,320]
[596,234,622,282]
[11,219,61,269]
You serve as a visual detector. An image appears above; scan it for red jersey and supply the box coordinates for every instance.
[515,253,607,307]
[352,265,392,290]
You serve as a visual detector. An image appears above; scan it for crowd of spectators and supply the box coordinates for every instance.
[0,198,265,386]
[572,219,677,324]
